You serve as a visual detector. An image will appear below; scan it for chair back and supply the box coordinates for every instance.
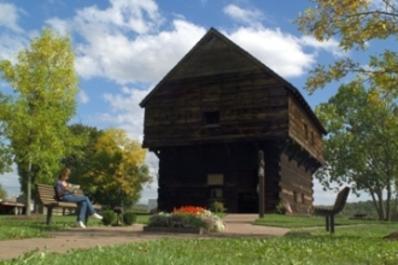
[332,187,350,214]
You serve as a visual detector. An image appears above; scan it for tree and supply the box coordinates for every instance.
[67,128,151,207]
[316,80,398,220]
[63,124,103,185]
[0,29,78,215]
[0,184,7,200]
[297,0,398,94]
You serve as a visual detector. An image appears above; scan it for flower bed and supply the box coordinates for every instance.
[144,206,225,233]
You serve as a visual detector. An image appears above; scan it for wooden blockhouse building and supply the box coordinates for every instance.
[140,28,325,213]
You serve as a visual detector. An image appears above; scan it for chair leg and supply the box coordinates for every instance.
[330,215,335,234]
[325,215,329,231]
[46,207,53,225]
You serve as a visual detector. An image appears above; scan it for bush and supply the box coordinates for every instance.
[171,214,207,229]
[148,214,170,227]
[209,201,225,214]
[123,211,136,225]
[148,213,207,229]
[276,201,287,215]
[102,210,116,226]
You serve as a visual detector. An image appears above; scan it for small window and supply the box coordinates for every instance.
[203,111,220,125]
[207,174,224,185]
[303,123,309,140]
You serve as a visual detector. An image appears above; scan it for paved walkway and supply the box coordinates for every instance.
[0,214,288,261]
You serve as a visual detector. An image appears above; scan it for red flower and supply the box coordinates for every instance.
[173,205,206,215]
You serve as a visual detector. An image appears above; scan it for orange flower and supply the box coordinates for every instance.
[173,205,206,215]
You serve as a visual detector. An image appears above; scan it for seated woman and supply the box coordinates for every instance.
[55,167,102,228]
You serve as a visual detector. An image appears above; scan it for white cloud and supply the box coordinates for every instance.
[74,0,161,35]
[223,4,263,26]
[226,27,315,77]
[102,86,148,141]
[77,89,90,104]
[0,34,27,61]
[0,2,27,62]
[0,2,23,32]
[75,19,206,84]
[46,17,71,35]
[44,0,344,84]
[300,35,343,57]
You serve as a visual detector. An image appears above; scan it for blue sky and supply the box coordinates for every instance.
[0,0,372,204]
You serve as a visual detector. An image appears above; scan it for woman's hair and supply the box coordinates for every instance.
[58,167,71,180]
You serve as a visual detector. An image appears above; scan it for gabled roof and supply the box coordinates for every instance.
[140,28,326,135]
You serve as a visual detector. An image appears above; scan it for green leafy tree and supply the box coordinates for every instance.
[0,184,7,200]
[316,80,398,220]
[0,123,12,175]
[63,124,103,185]
[297,0,398,94]
[75,128,151,207]
[0,29,78,215]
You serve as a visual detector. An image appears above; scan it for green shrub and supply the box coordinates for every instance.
[170,214,206,228]
[148,214,170,227]
[148,213,207,229]
[122,211,136,225]
[102,210,116,226]
[276,201,287,215]
[209,201,225,214]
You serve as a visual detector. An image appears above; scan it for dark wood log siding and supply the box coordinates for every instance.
[157,142,280,213]
[143,71,289,147]
[288,96,324,161]
[279,153,313,213]
[141,28,325,213]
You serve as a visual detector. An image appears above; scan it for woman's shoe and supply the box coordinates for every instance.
[92,213,103,220]
[77,221,86,229]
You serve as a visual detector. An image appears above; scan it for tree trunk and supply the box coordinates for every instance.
[385,183,392,221]
[376,189,385,220]
[26,159,32,216]
[369,189,383,220]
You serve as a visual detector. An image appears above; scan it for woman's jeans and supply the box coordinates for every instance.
[62,194,95,222]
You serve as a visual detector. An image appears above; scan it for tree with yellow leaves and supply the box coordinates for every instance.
[297,0,398,94]
[77,128,151,207]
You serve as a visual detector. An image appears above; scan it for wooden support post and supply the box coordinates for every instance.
[258,150,265,218]
[330,215,335,234]
[46,207,53,225]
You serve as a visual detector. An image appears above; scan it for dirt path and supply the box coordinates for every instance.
[0,214,289,261]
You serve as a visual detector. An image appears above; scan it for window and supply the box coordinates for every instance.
[207,174,224,185]
[203,111,220,125]
[301,193,306,204]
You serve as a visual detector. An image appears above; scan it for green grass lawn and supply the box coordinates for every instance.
[2,223,398,265]
[0,215,102,240]
[255,213,388,228]
[0,212,149,240]
[1,214,398,264]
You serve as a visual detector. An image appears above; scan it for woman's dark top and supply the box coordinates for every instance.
[54,180,72,200]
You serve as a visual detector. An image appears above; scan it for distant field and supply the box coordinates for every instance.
[255,214,389,228]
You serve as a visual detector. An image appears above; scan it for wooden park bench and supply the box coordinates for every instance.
[0,200,25,215]
[37,184,101,225]
[314,187,350,233]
